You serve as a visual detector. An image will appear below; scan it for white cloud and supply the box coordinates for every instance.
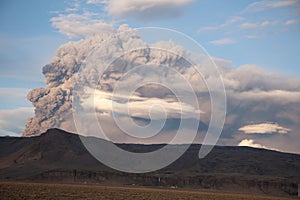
[197,26,218,33]
[238,123,291,134]
[50,12,114,38]
[0,88,32,108]
[0,107,34,136]
[64,1,80,12]
[0,87,31,98]
[240,20,277,29]
[209,38,235,45]
[87,0,107,4]
[224,16,245,25]
[285,19,298,25]
[261,20,271,27]
[199,1,297,40]
[240,22,260,29]
[198,16,244,33]
[97,0,195,20]
[243,0,298,13]
[238,139,277,150]
[245,35,261,39]
[238,139,266,148]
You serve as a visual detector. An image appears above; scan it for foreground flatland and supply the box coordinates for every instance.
[0,182,297,200]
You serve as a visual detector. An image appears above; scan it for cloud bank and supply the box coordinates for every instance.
[0,107,33,136]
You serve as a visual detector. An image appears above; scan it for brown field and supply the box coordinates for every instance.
[0,182,297,200]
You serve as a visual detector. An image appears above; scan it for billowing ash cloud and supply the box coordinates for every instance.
[23,33,106,135]
[23,25,208,138]
[23,24,300,153]
[25,87,72,136]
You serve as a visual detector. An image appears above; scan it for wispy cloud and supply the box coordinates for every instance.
[285,19,298,25]
[199,2,299,43]
[198,26,219,33]
[198,16,244,33]
[0,88,33,109]
[242,0,298,13]
[0,87,31,98]
[245,35,262,39]
[51,12,114,38]
[0,107,34,136]
[238,123,291,134]
[240,20,278,29]
[209,38,235,45]
[240,22,260,29]
[51,0,196,37]
[86,0,104,4]
[225,16,245,25]
[64,1,81,13]
[89,0,195,21]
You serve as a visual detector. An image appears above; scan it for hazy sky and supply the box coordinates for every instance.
[0,0,299,152]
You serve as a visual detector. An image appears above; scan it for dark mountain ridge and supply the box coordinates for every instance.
[0,128,299,197]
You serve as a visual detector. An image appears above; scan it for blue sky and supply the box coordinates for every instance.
[0,0,300,140]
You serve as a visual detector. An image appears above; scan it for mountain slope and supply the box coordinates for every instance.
[0,128,299,196]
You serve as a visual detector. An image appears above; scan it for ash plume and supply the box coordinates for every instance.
[23,25,300,154]
[23,25,202,137]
